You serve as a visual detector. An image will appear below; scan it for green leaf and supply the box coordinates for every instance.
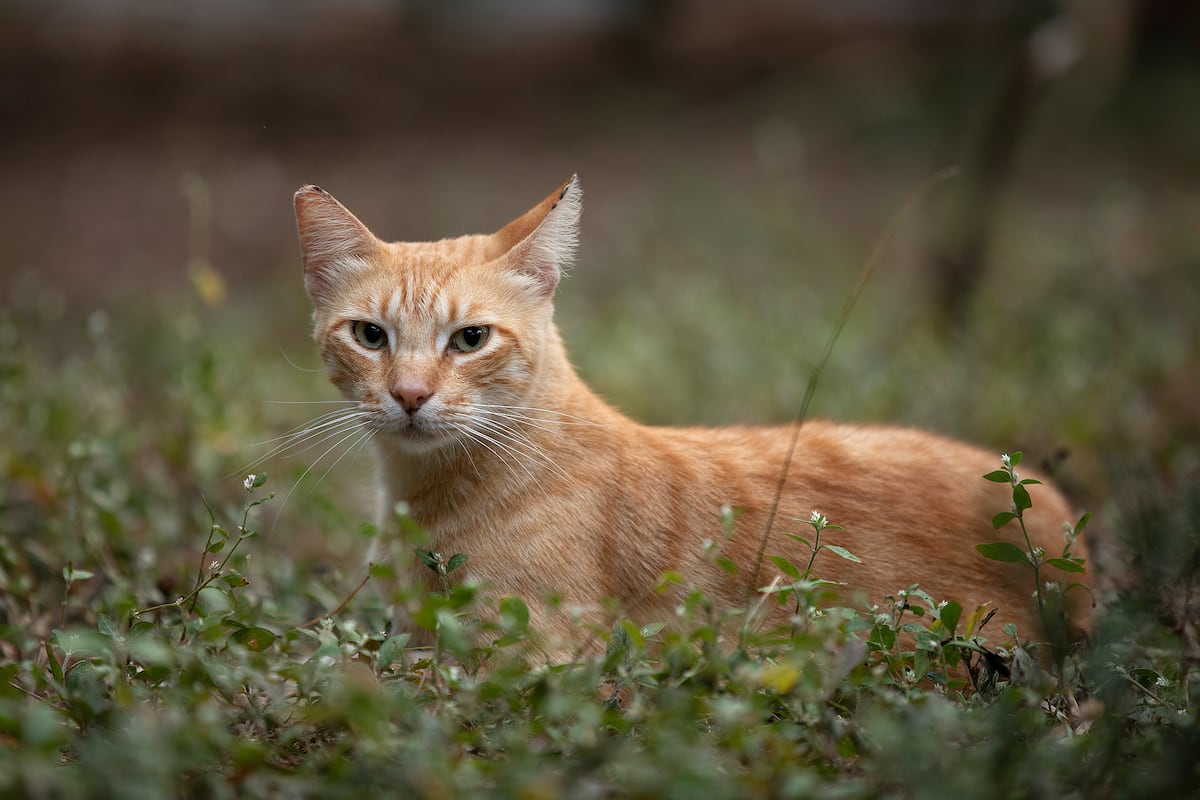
[221,571,249,587]
[62,565,94,583]
[0,663,20,699]
[822,544,862,563]
[931,599,960,638]
[97,614,119,638]
[1045,557,1087,574]
[45,640,64,685]
[128,636,174,667]
[445,553,469,574]
[640,622,665,638]
[605,620,633,661]
[1009,451,1023,467]
[768,555,801,579]
[376,633,411,671]
[938,600,962,636]
[368,561,397,580]
[992,511,1016,529]
[976,542,1027,563]
[500,596,530,634]
[414,548,439,571]
[784,533,813,549]
[127,621,155,639]
[982,469,1010,483]
[206,538,226,553]
[1019,478,1042,486]
[197,586,234,615]
[247,472,268,488]
[962,604,991,638]
[229,626,277,652]
[914,630,941,652]
[1012,483,1033,511]
[1075,512,1092,536]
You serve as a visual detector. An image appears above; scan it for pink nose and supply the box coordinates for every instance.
[391,382,432,415]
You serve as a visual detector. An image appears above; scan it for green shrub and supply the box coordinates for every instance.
[1,286,1197,799]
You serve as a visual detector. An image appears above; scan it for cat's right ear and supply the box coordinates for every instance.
[294,185,378,305]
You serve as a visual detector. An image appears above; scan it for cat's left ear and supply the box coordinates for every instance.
[492,174,582,298]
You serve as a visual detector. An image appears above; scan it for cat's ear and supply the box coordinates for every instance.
[492,174,582,297]
[294,185,379,304]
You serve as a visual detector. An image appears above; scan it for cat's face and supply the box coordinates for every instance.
[294,178,580,455]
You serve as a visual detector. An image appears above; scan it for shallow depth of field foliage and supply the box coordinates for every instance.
[3,32,1200,799]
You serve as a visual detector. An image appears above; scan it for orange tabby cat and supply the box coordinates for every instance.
[293,175,1090,655]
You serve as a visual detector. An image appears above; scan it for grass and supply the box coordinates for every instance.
[2,66,1199,793]
[2,226,1198,798]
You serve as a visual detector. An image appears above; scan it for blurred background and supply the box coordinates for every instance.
[2,0,1198,575]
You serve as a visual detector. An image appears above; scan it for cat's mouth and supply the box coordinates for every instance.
[367,411,457,451]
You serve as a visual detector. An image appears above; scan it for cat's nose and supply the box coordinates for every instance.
[391,382,432,415]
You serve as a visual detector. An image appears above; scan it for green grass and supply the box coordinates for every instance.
[2,232,1198,797]
[2,65,1199,792]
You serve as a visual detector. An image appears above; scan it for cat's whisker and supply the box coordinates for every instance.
[455,438,482,481]
[472,403,604,427]
[239,411,370,475]
[270,418,370,530]
[458,424,540,482]
[311,427,376,494]
[264,400,359,405]
[458,427,533,486]
[246,407,366,450]
[471,407,583,437]
[468,416,571,482]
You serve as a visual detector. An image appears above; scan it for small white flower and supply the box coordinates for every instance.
[243,474,255,491]
[209,560,220,573]
[810,510,823,522]
[1001,453,1012,468]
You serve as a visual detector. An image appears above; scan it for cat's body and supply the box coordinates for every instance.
[294,176,1090,653]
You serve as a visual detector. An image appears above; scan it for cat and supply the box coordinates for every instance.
[293,175,1091,658]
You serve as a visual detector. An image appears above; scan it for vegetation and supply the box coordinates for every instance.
[1,261,1197,797]
[3,52,1199,791]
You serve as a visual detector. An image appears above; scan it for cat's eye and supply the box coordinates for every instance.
[351,321,388,350]
[449,325,491,353]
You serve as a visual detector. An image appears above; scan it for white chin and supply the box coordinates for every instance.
[383,425,455,454]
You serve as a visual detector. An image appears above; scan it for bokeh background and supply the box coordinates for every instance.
[2,0,1198,576]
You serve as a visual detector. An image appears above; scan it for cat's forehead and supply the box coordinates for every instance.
[389,234,498,266]
[343,236,518,324]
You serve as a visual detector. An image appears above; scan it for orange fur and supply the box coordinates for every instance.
[293,177,1091,654]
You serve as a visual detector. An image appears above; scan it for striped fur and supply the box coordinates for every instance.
[294,176,1091,655]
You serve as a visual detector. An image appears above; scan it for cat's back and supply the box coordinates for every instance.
[640,418,1087,638]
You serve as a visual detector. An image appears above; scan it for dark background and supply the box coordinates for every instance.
[3,0,1198,533]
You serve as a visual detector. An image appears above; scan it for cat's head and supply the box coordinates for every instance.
[293,176,582,454]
